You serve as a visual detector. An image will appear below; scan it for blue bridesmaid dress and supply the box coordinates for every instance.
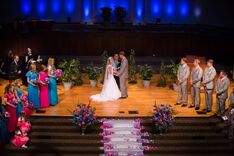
[26,71,40,109]
[49,70,58,106]
[14,86,23,117]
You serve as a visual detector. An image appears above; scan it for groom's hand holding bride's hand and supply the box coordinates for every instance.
[114,71,119,76]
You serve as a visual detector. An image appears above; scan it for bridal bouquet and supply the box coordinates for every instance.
[55,69,62,78]
[72,103,96,134]
[153,104,174,133]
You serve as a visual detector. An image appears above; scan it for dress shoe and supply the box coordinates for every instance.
[207,110,212,112]
[195,107,200,110]
[188,105,195,108]
[181,104,187,107]
[119,97,127,99]
[175,103,182,105]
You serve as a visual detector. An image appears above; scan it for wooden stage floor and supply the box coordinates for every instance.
[0,79,232,118]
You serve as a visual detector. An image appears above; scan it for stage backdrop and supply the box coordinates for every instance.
[0,0,234,28]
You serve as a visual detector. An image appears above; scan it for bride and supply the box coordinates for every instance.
[90,57,121,102]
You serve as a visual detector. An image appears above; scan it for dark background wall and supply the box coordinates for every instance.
[0,0,234,28]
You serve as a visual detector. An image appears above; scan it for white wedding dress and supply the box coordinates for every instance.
[90,65,121,102]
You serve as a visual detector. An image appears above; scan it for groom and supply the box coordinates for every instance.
[115,51,128,99]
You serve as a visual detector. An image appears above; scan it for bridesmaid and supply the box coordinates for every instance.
[4,85,17,134]
[0,97,9,144]
[14,79,23,117]
[26,64,40,109]
[39,65,50,108]
[48,58,58,106]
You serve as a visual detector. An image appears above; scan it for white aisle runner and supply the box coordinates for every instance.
[100,119,149,156]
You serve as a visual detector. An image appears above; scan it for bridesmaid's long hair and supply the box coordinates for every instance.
[29,64,37,73]
[48,58,55,68]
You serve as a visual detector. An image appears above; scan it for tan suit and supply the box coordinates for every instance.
[216,76,230,116]
[118,57,128,97]
[177,64,190,104]
[190,65,203,107]
[202,66,216,111]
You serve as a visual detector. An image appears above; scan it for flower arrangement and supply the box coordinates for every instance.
[72,103,96,135]
[153,104,174,133]
[33,78,40,85]
[44,77,49,85]
[55,69,62,78]
[20,95,34,110]
[4,111,11,118]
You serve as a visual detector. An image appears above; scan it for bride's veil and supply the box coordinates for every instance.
[104,57,113,84]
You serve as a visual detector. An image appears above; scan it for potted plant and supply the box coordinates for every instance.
[72,103,96,135]
[100,7,112,24]
[164,60,179,90]
[139,64,153,87]
[101,50,109,84]
[59,59,83,90]
[86,65,101,87]
[157,62,167,87]
[114,6,127,25]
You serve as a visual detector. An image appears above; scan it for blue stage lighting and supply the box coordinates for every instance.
[194,7,201,17]
[21,0,31,15]
[83,0,91,21]
[136,0,143,22]
[65,0,75,15]
[51,0,61,14]
[179,0,189,16]
[37,0,46,15]
[151,0,161,16]
[165,0,175,16]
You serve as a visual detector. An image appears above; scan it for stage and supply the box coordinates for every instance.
[0,78,232,118]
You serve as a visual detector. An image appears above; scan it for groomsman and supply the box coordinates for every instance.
[175,58,190,107]
[113,53,121,89]
[216,71,230,116]
[189,59,203,110]
[228,85,234,139]
[202,59,217,113]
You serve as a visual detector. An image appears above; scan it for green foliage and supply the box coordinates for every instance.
[86,65,101,80]
[114,6,127,23]
[128,49,137,84]
[164,60,179,83]
[157,60,179,87]
[139,64,153,81]
[59,59,83,86]
[101,7,112,22]
[101,50,109,83]
[157,62,167,87]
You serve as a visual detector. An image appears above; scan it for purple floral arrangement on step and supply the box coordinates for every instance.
[153,104,174,133]
[72,103,96,128]
[55,69,62,78]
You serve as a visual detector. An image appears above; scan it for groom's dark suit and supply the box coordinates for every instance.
[114,60,121,89]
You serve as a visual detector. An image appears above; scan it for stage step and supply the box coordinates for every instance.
[2,116,234,155]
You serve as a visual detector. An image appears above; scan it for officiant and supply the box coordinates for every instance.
[113,53,121,89]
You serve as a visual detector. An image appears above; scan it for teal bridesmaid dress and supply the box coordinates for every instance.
[26,71,40,109]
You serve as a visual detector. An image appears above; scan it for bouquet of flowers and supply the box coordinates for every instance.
[72,103,96,130]
[153,104,174,133]
[4,111,11,118]
[33,78,40,85]
[20,95,34,110]
[44,77,49,85]
[55,69,62,78]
